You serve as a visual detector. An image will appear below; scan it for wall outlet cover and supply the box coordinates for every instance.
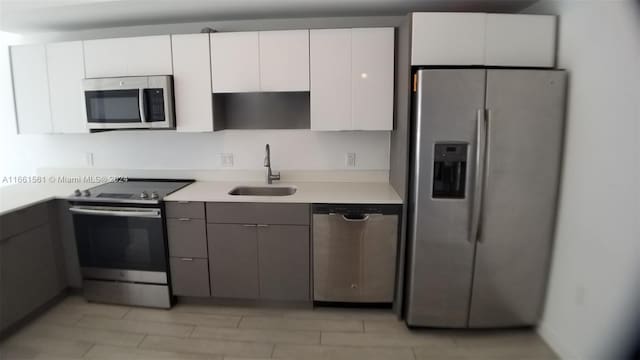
[220,153,234,167]
[346,152,356,168]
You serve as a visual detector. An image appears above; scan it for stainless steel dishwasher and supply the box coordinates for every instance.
[312,204,401,303]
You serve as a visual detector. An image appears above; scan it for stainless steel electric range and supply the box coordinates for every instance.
[68,179,192,308]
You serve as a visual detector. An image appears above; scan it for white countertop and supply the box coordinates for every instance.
[0,181,88,216]
[0,179,402,216]
[164,181,403,204]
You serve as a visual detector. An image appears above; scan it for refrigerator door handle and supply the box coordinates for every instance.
[469,109,486,243]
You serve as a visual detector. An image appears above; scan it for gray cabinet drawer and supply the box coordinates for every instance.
[0,202,49,241]
[206,203,310,225]
[170,257,210,297]
[166,201,205,219]
[167,219,207,258]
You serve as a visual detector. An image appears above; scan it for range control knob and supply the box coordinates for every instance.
[82,189,91,197]
[140,191,149,199]
[150,191,159,200]
[73,189,82,197]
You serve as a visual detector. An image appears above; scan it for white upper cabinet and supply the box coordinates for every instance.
[309,29,351,130]
[46,41,88,134]
[83,35,173,78]
[211,30,310,93]
[310,28,395,131]
[10,44,52,134]
[259,30,309,91]
[210,32,260,93]
[351,28,394,131]
[485,14,556,67]
[172,34,214,132]
[411,12,486,66]
[411,12,557,67]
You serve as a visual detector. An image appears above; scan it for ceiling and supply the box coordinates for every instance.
[0,0,537,33]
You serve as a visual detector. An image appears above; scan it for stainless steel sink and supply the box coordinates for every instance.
[228,186,297,196]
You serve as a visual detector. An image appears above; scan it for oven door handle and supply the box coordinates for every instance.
[69,206,161,218]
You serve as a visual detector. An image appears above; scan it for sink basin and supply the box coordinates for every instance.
[228,186,297,196]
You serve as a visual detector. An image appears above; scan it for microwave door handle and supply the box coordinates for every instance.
[139,88,146,123]
[69,207,160,218]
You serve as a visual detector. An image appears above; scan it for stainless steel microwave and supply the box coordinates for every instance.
[83,76,175,131]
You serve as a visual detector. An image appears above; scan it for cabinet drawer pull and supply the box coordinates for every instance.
[257,224,269,227]
[242,224,257,227]
[177,218,191,221]
[180,257,194,261]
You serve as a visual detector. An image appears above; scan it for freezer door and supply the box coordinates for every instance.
[469,70,566,327]
[406,69,486,327]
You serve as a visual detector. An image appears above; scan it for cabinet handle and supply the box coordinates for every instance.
[242,224,257,227]
[257,224,269,227]
[180,258,194,261]
[177,218,191,221]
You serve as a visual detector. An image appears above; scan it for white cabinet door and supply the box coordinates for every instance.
[411,12,486,66]
[485,14,556,67]
[310,29,352,130]
[211,32,260,92]
[351,28,394,130]
[10,44,52,134]
[172,34,213,132]
[46,41,88,134]
[259,30,309,91]
[83,35,172,78]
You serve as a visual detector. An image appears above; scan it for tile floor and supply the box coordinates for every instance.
[0,296,558,359]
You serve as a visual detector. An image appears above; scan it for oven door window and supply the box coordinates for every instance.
[85,89,142,123]
[73,212,166,272]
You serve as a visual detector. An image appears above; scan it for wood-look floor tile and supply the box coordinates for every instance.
[282,307,396,321]
[173,304,286,318]
[34,308,84,327]
[19,323,144,347]
[321,331,455,347]
[139,335,273,358]
[272,344,416,360]
[52,298,130,320]
[239,316,363,332]
[364,319,411,333]
[84,344,221,360]
[75,315,194,337]
[0,334,92,358]
[191,326,320,345]
[124,308,241,328]
[414,344,558,360]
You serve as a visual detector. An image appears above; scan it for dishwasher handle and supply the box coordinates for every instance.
[330,213,371,222]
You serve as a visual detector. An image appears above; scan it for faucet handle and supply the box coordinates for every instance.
[272,172,281,181]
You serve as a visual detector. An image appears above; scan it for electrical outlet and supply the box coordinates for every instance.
[345,152,356,168]
[220,153,234,167]
[85,152,94,167]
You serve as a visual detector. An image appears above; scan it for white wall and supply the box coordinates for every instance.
[0,17,401,179]
[522,1,640,359]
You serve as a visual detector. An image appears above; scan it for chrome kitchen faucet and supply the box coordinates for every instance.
[264,144,280,184]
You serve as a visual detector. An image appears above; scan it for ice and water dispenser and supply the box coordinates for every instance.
[432,143,468,199]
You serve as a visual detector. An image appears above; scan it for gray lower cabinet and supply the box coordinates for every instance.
[258,225,310,301]
[207,224,259,299]
[170,258,210,297]
[0,222,64,332]
[165,201,210,297]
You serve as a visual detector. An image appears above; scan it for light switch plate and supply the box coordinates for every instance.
[345,152,356,168]
[220,153,234,167]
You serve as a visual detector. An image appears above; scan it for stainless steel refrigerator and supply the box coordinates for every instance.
[405,69,566,328]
